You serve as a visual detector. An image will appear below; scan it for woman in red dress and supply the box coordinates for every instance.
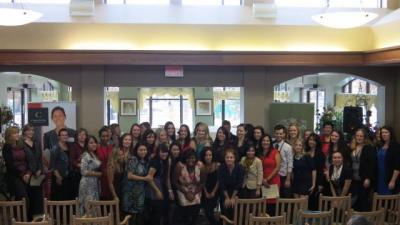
[259,134,281,216]
[97,126,113,200]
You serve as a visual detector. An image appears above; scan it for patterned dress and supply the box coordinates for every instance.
[122,156,148,214]
[79,152,101,215]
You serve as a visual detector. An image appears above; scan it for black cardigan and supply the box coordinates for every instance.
[380,142,400,191]
[358,145,377,185]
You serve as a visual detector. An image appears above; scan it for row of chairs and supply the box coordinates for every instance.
[11,215,113,225]
[221,193,400,225]
[0,198,131,225]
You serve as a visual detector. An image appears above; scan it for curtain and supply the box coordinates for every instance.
[335,93,377,109]
[138,88,194,109]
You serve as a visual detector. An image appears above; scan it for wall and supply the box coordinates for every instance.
[194,87,214,126]
[118,87,139,133]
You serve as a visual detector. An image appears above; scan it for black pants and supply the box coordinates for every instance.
[240,187,257,199]
[29,185,43,217]
[13,178,30,219]
[202,196,218,225]
[179,204,201,225]
[220,197,234,221]
[280,176,292,198]
[51,175,73,201]
[146,199,164,225]
[351,180,372,212]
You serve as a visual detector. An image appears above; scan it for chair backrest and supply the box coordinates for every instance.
[318,194,351,224]
[249,213,286,225]
[43,198,79,225]
[346,208,385,225]
[298,210,333,225]
[233,198,268,225]
[12,218,53,225]
[87,200,120,224]
[372,193,400,224]
[275,197,308,225]
[0,198,27,225]
[72,214,112,225]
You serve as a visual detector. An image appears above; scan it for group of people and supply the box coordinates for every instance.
[1,106,400,225]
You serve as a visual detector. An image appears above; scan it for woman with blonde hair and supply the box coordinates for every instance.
[287,124,301,146]
[107,144,125,200]
[191,122,213,159]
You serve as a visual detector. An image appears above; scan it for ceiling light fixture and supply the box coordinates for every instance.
[311,0,378,29]
[0,7,42,26]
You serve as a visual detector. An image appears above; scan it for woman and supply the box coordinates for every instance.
[192,122,213,159]
[78,136,102,215]
[164,121,176,143]
[212,126,230,163]
[3,126,32,213]
[51,128,74,200]
[329,130,351,168]
[143,129,157,158]
[305,133,326,210]
[291,139,316,198]
[259,134,280,216]
[174,149,205,225]
[320,122,334,158]
[107,143,126,201]
[130,123,141,147]
[303,130,312,143]
[252,126,265,156]
[22,124,44,219]
[287,124,300,146]
[240,146,263,199]
[200,147,219,225]
[376,126,400,194]
[110,123,121,147]
[327,151,352,197]
[218,148,244,221]
[146,143,169,225]
[234,123,249,161]
[140,122,151,138]
[156,128,169,147]
[70,128,87,199]
[119,133,133,161]
[123,142,152,225]
[97,126,114,200]
[177,124,192,153]
[349,128,376,211]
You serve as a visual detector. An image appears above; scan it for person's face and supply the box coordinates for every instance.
[167,124,175,137]
[236,126,246,139]
[11,131,20,142]
[146,134,155,145]
[59,131,69,142]
[170,145,180,158]
[140,125,148,134]
[217,129,226,141]
[204,150,213,164]
[114,126,121,136]
[132,126,141,139]
[88,138,98,152]
[381,128,390,142]
[179,127,188,139]
[332,152,343,167]
[122,135,132,148]
[52,110,66,128]
[186,155,196,167]
[160,151,169,160]
[308,137,316,149]
[246,147,256,158]
[293,141,303,154]
[137,145,148,159]
[24,127,34,139]
[78,131,87,143]
[223,124,231,132]
[196,126,206,138]
[159,131,168,143]
[304,131,312,141]
[355,130,365,145]
[224,152,235,166]
[261,136,271,150]
[288,126,298,139]
[274,129,285,142]
[330,131,339,144]
[100,131,110,144]
[323,125,333,136]
[254,129,262,140]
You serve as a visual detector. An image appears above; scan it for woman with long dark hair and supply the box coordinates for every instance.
[234,123,250,161]
[327,151,352,197]
[212,126,231,163]
[252,126,265,156]
[164,121,176,144]
[177,124,192,153]
[130,123,141,147]
[97,126,113,200]
[328,130,351,167]
[143,129,157,158]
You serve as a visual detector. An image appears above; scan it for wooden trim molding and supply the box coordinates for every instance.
[0,48,398,66]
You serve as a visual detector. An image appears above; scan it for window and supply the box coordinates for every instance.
[213,87,241,129]
[342,78,378,95]
[105,87,119,125]
[275,0,383,8]
[302,88,325,129]
[182,0,241,5]
[13,0,70,3]
[7,89,23,126]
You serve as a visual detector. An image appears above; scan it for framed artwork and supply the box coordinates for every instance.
[195,99,213,116]
[120,99,137,116]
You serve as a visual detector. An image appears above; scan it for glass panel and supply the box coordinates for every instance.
[182,99,193,129]
[152,99,181,128]
[16,0,71,3]
[182,0,222,5]
[225,99,240,126]
[139,99,150,124]
[214,99,222,128]
[351,79,367,94]
[369,83,378,95]
[126,0,169,4]
[7,90,22,126]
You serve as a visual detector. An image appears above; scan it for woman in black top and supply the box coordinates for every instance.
[201,147,219,225]
[233,124,250,161]
[329,130,351,167]
[212,126,230,163]
[349,128,376,211]
[327,151,352,197]
[292,139,316,198]
[22,124,44,218]
[252,126,265,156]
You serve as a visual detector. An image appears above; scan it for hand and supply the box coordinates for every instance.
[229,198,236,208]
[388,181,396,190]
[284,179,291,188]
[156,190,163,200]
[36,170,42,177]
[363,179,370,189]
[317,185,324,192]
[262,179,269,186]
[255,189,261,197]
[22,174,30,184]
[224,198,230,208]
[186,192,195,202]
[324,170,330,181]
[169,190,175,201]
[308,186,315,193]
[143,175,153,182]
[209,192,215,198]
[56,176,63,186]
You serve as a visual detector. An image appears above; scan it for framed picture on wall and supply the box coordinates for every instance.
[195,99,213,116]
[120,99,137,116]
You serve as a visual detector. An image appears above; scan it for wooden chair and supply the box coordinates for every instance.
[0,198,27,225]
[220,197,267,225]
[43,198,79,225]
[346,208,385,225]
[249,213,286,225]
[372,193,400,225]
[87,200,131,225]
[298,210,333,225]
[318,194,351,224]
[72,214,112,225]
[275,197,308,225]
[12,218,53,225]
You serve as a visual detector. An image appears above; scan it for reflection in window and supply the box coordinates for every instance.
[213,87,241,129]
